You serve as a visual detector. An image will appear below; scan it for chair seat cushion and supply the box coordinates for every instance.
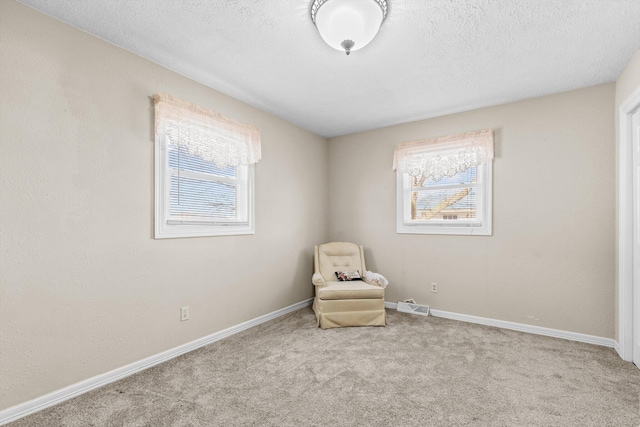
[317,281,384,300]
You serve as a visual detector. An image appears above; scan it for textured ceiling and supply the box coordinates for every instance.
[17,0,640,138]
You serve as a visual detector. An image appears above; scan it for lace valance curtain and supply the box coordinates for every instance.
[153,93,261,168]
[393,129,494,181]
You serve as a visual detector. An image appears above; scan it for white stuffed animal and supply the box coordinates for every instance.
[364,271,389,288]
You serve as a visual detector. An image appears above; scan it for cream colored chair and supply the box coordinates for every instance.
[312,242,387,329]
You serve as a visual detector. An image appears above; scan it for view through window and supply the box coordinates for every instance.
[411,166,478,222]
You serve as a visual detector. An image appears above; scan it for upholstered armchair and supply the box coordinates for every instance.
[312,242,387,329]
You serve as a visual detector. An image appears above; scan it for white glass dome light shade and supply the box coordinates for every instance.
[312,0,387,55]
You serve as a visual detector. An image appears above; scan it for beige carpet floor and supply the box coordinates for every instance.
[9,307,640,426]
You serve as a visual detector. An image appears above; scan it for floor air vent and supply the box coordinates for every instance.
[397,299,430,317]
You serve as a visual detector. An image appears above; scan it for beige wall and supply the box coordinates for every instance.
[614,49,640,342]
[0,2,328,410]
[328,84,615,338]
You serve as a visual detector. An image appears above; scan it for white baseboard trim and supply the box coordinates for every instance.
[385,301,615,348]
[0,298,314,426]
[613,340,623,358]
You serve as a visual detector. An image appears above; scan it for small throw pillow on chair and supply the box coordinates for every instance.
[335,270,362,281]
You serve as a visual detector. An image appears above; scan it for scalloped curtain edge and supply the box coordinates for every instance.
[153,93,261,167]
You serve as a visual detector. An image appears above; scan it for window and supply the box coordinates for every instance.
[154,94,260,238]
[394,129,493,235]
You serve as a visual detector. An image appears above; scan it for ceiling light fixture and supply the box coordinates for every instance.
[311,0,388,56]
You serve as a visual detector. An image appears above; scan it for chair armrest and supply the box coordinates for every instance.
[364,279,382,288]
[312,272,326,287]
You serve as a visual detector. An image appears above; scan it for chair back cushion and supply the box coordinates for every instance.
[317,242,364,282]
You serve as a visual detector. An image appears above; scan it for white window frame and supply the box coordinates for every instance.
[396,162,492,235]
[154,132,255,239]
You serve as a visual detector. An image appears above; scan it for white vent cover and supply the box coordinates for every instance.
[397,300,430,317]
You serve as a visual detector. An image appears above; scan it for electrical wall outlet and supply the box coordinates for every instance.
[431,282,438,293]
[180,306,190,321]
